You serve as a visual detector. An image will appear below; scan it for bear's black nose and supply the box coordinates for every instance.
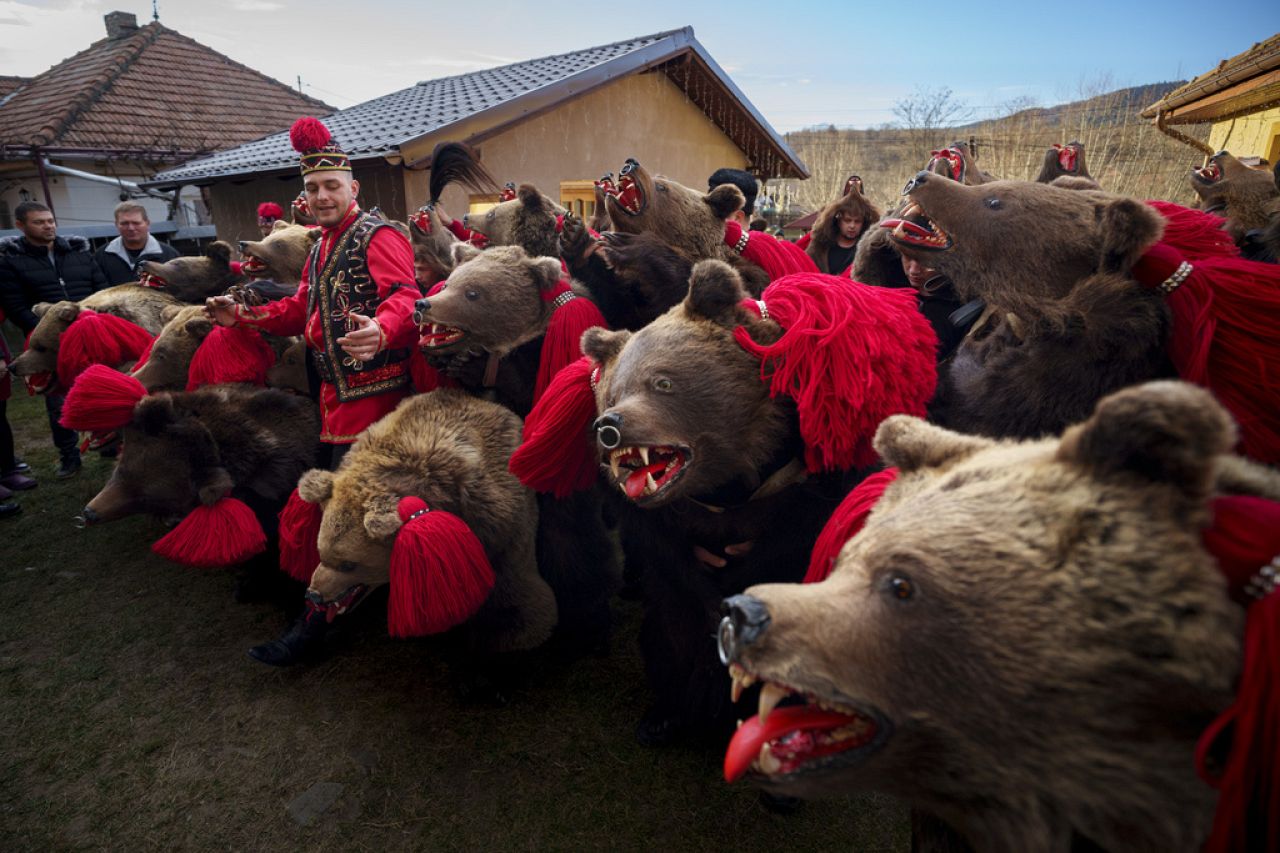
[620,158,639,175]
[718,594,771,663]
[1214,150,1228,159]
[413,297,431,326]
[238,240,249,251]
[902,170,931,195]
[593,412,623,450]
[6,361,16,375]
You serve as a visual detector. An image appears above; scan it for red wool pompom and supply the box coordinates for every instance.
[60,363,147,432]
[534,281,607,405]
[186,325,275,391]
[509,356,599,497]
[278,487,324,584]
[57,310,154,390]
[804,469,898,584]
[289,116,331,153]
[257,202,284,220]
[151,496,267,568]
[387,497,495,637]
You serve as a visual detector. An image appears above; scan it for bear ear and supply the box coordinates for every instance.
[874,415,995,473]
[703,184,746,221]
[55,302,81,323]
[204,241,233,266]
[685,260,746,323]
[297,469,335,504]
[450,242,482,267]
[1050,175,1100,192]
[134,395,176,436]
[196,466,234,507]
[517,183,544,210]
[160,304,184,324]
[32,302,54,319]
[1098,197,1164,274]
[305,226,322,243]
[527,256,563,292]
[581,327,631,366]
[271,219,291,234]
[183,314,214,339]
[1057,381,1235,500]
[362,496,402,540]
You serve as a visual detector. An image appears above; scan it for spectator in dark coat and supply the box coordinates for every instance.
[0,201,108,478]
[94,201,180,286]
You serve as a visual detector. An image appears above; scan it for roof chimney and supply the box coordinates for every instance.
[104,11,138,39]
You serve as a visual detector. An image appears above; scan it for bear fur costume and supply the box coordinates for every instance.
[237,221,317,286]
[1190,150,1280,262]
[717,380,1280,852]
[880,172,1174,439]
[79,384,317,530]
[579,261,903,745]
[596,159,772,295]
[459,183,564,259]
[408,204,461,285]
[130,305,291,393]
[7,286,180,394]
[136,241,244,303]
[294,389,557,654]
[415,243,620,651]
[558,211,693,331]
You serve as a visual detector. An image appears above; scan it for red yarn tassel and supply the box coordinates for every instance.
[387,496,495,637]
[1146,200,1240,261]
[724,221,818,280]
[1133,224,1280,464]
[804,468,899,584]
[1197,495,1280,853]
[186,324,275,390]
[277,487,323,584]
[509,356,599,497]
[734,274,937,472]
[56,310,154,389]
[151,496,267,567]
[534,281,607,405]
[60,363,146,432]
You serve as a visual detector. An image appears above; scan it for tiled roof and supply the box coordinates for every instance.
[149,27,808,186]
[0,22,330,159]
[1142,32,1280,123]
[0,76,29,101]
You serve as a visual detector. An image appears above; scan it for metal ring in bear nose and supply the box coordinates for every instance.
[901,170,930,195]
[721,594,772,650]
[412,298,431,325]
[620,158,638,175]
[593,413,623,449]
[717,616,736,665]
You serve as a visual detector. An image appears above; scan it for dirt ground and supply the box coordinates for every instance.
[0,371,909,851]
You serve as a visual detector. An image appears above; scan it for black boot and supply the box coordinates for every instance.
[248,603,330,667]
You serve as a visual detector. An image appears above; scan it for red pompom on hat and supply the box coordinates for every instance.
[289,116,350,175]
[60,363,146,432]
[1132,202,1280,464]
[257,202,284,222]
[386,496,496,637]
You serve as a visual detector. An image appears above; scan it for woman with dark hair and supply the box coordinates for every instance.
[800,190,881,275]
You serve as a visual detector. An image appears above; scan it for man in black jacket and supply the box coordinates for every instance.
[94,201,180,286]
[0,202,109,477]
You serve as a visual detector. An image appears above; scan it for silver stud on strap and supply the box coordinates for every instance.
[1160,261,1193,294]
[756,300,769,320]
[1244,557,1279,601]
[552,291,577,309]
[733,231,750,253]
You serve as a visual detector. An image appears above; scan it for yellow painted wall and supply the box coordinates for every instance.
[1208,107,1280,162]
[404,72,749,218]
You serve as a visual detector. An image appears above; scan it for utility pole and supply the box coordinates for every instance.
[297,75,304,95]
[152,0,159,21]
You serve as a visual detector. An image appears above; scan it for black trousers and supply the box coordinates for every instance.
[44,394,78,459]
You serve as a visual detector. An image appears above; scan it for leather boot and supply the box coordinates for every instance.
[247,604,330,667]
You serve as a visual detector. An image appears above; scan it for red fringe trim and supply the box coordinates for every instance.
[725,221,818,280]
[277,487,323,584]
[186,325,275,391]
[509,356,598,497]
[734,274,937,472]
[387,496,496,637]
[534,282,607,405]
[56,310,153,390]
[59,364,146,432]
[151,496,267,568]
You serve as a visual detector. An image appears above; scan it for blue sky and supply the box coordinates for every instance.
[2,0,1276,131]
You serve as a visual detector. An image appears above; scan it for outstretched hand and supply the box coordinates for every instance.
[204,295,238,327]
[337,312,382,362]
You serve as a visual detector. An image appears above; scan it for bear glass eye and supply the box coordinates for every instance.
[984,197,1002,210]
[338,560,358,574]
[465,289,480,302]
[887,574,915,601]
[653,377,673,392]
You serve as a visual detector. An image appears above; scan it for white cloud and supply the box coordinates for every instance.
[230,0,283,10]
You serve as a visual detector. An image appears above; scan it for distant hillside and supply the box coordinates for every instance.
[771,81,1208,219]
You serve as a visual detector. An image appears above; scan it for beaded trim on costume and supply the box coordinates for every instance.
[552,291,577,309]
[1160,261,1193,294]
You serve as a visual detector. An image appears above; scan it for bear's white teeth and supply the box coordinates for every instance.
[758,682,792,725]
[729,663,757,703]
[757,743,782,775]
[901,201,922,218]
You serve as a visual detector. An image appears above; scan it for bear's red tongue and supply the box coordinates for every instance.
[624,460,667,499]
[724,706,862,783]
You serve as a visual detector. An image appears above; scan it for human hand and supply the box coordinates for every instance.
[337,312,382,362]
[205,295,238,327]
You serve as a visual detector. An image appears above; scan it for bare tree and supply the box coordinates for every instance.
[892,86,975,150]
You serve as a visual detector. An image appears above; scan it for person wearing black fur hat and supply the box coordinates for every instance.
[708,167,758,228]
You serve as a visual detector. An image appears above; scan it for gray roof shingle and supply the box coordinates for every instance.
[148,27,806,185]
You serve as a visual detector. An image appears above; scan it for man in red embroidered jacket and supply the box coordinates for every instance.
[205,117,419,470]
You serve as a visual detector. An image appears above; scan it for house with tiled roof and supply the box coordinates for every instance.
[146,27,808,244]
[1142,32,1280,165]
[0,10,329,241]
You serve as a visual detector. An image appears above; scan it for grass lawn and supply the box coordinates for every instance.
[0,342,908,850]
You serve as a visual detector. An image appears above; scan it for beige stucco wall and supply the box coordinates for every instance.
[404,71,750,217]
[1208,107,1280,162]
